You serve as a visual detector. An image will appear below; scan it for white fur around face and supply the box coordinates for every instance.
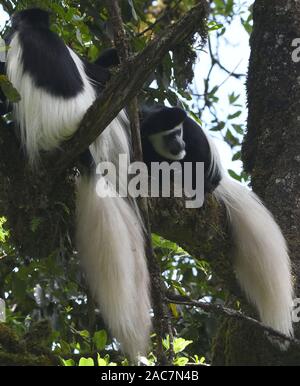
[148,124,186,161]
[6,33,96,165]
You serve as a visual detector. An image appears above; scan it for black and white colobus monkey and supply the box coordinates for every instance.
[3,8,151,359]
[140,105,294,341]
[95,40,294,343]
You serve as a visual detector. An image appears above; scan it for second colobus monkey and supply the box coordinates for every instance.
[140,105,294,342]
[4,8,151,360]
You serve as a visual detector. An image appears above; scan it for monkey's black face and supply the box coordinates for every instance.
[148,124,186,161]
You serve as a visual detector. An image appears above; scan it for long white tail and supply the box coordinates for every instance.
[76,176,151,359]
[213,175,294,337]
[76,113,151,360]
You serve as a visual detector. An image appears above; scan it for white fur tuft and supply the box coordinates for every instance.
[213,176,294,338]
[78,112,152,359]
[89,110,131,165]
[76,175,151,359]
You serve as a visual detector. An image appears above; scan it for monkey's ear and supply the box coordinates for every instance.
[95,48,120,68]
[168,107,187,126]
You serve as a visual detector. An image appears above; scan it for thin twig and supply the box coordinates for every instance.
[208,37,244,79]
[167,294,300,346]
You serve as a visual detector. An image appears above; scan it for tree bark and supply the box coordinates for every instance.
[212,0,300,365]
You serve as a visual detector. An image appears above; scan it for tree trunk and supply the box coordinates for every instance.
[212,0,300,365]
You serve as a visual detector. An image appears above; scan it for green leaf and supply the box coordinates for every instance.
[173,356,189,366]
[232,151,241,161]
[88,45,100,62]
[241,14,253,35]
[214,0,224,8]
[232,124,244,135]
[189,112,202,126]
[207,20,223,31]
[173,338,193,354]
[152,234,186,254]
[211,121,225,132]
[228,92,240,104]
[169,303,179,319]
[162,335,170,350]
[225,129,240,147]
[225,0,234,15]
[61,358,75,366]
[171,280,187,296]
[0,75,21,103]
[177,89,192,101]
[0,217,8,242]
[79,329,90,339]
[79,357,95,366]
[228,169,242,181]
[97,353,107,366]
[209,85,219,96]
[228,111,242,120]
[60,340,71,354]
[93,330,107,351]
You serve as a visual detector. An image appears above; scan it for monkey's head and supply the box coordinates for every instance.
[12,8,51,30]
[141,106,187,161]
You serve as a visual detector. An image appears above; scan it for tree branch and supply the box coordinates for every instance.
[167,294,300,346]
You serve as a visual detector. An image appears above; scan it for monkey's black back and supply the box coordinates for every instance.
[8,8,110,98]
